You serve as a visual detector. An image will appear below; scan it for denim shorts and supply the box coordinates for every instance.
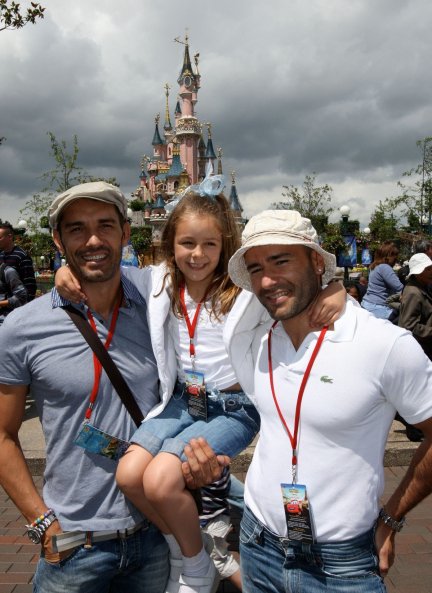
[132,385,260,461]
[240,506,386,593]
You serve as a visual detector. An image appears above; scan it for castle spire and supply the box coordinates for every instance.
[217,147,223,175]
[229,170,243,213]
[152,114,164,145]
[164,83,172,131]
[205,123,217,159]
[177,32,194,83]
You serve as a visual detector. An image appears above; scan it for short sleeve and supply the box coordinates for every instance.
[0,312,31,385]
[382,331,432,424]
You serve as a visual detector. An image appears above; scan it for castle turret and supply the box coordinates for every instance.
[229,170,243,222]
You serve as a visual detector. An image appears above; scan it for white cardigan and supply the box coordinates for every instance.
[122,264,177,421]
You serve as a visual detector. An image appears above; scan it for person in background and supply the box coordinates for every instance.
[398,253,432,443]
[398,240,432,286]
[0,222,36,300]
[361,241,403,320]
[344,280,362,303]
[0,260,27,325]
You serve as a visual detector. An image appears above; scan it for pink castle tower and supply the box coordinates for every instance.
[130,33,242,245]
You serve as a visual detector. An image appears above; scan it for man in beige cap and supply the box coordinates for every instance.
[224,210,432,593]
[0,182,218,593]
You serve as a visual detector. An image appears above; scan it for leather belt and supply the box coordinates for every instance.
[52,521,145,553]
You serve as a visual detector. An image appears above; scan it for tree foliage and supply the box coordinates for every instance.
[394,137,432,224]
[368,200,400,244]
[130,226,152,254]
[271,173,334,235]
[19,132,119,233]
[0,1,45,32]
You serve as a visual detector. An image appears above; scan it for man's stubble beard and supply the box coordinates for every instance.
[259,274,321,323]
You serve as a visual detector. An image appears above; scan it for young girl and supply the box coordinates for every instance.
[56,191,346,593]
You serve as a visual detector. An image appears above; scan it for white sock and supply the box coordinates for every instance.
[164,533,182,560]
[182,546,211,577]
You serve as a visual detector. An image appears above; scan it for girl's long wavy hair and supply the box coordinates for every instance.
[370,241,399,270]
[157,191,241,319]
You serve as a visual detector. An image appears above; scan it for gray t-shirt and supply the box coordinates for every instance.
[0,277,159,531]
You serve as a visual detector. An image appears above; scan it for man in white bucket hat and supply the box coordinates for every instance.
[224,210,432,593]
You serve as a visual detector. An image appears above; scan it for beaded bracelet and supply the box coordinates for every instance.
[29,509,55,528]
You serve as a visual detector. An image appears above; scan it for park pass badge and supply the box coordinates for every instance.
[74,423,130,461]
[184,369,208,421]
[281,483,315,543]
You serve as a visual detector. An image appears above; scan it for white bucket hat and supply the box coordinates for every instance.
[407,253,432,278]
[49,181,128,229]
[228,210,336,291]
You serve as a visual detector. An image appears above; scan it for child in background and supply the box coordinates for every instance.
[56,189,346,593]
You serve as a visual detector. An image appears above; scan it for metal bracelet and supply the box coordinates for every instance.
[378,507,405,532]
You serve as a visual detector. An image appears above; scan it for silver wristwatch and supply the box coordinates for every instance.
[26,512,57,544]
[378,507,405,532]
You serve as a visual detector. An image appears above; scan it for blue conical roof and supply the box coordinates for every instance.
[205,138,216,159]
[229,183,243,212]
[152,123,165,146]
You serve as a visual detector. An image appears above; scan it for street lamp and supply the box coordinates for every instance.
[17,219,28,230]
[363,227,371,235]
[339,206,351,281]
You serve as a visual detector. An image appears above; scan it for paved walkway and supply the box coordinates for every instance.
[0,402,431,592]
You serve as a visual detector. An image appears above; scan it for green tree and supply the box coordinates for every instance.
[0,1,45,32]
[20,132,119,233]
[368,200,400,243]
[271,173,334,235]
[395,137,432,226]
[130,226,152,254]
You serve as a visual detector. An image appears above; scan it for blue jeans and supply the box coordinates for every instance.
[132,388,260,460]
[361,300,392,320]
[240,506,386,593]
[33,524,169,593]
[227,474,245,511]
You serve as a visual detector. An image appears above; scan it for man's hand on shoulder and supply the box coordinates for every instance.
[182,437,230,489]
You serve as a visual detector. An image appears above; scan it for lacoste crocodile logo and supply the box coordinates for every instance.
[320,376,333,384]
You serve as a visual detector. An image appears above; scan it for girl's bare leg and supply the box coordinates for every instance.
[144,451,204,556]
[116,444,171,534]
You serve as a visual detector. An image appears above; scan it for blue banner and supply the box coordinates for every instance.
[337,235,357,268]
[361,248,372,265]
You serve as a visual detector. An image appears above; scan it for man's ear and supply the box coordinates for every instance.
[53,230,64,255]
[311,251,325,276]
[121,221,131,247]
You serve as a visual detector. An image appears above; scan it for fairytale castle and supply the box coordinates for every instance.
[130,34,243,242]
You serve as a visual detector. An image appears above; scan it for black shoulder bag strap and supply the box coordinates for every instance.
[62,304,144,427]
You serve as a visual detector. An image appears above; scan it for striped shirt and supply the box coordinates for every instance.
[200,466,231,525]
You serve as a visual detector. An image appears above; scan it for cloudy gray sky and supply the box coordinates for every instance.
[1,0,431,227]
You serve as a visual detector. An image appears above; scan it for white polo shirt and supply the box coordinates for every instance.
[244,301,432,542]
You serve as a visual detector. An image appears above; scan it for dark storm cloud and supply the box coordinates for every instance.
[1,0,432,226]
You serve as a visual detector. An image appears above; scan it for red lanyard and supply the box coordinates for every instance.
[179,284,204,362]
[84,296,122,421]
[267,322,328,481]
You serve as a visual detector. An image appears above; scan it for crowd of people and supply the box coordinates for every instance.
[0,182,431,593]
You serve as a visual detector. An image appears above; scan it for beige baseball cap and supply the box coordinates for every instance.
[49,181,128,229]
[228,210,336,291]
